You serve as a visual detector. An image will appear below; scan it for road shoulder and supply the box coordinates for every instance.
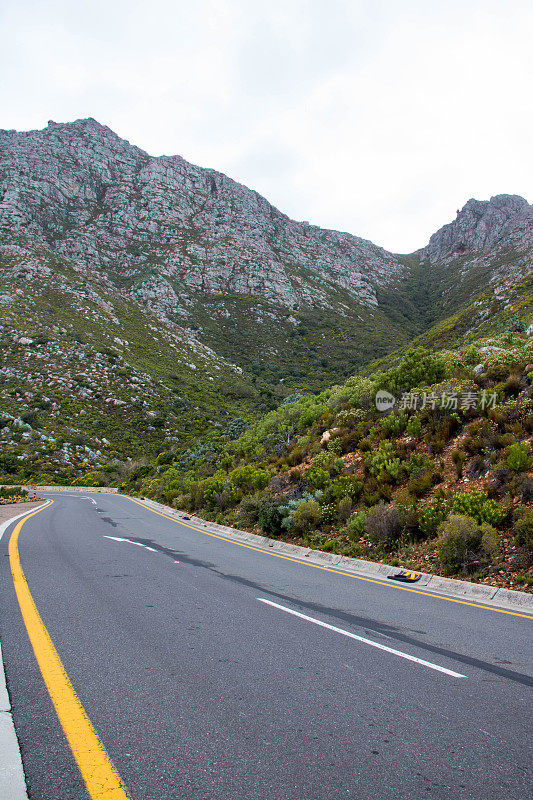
[0,502,48,800]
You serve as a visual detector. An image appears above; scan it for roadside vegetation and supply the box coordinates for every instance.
[111,330,533,591]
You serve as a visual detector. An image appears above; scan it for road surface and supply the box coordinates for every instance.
[0,491,531,800]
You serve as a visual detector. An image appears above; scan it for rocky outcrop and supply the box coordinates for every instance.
[0,118,405,312]
[423,194,533,265]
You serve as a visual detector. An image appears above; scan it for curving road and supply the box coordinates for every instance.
[0,491,532,800]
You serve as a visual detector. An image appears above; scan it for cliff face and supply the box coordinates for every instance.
[423,194,533,266]
[0,118,405,315]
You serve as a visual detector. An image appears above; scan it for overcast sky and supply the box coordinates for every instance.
[2,0,532,252]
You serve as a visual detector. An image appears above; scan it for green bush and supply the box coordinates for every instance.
[506,442,532,473]
[451,449,465,479]
[304,466,331,489]
[437,514,482,574]
[293,500,322,533]
[449,489,506,526]
[257,498,284,537]
[406,416,422,437]
[514,511,533,552]
[408,469,433,497]
[229,465,270,491]
[320,503,337,524]
[312,450,344,475]
[330,476,363,501]
[346,509,368,541]
[327,437,343,455]
[239,495,262,524]
[419,497,448,537]
[406,453,432,478]
[380,411,408,438]
[0,485,27,499]
[224,417,247,440]
[480,523,500,560]
[380,347,446,395]
[365,441,401,480]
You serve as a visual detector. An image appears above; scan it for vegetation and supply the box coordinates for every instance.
[2,238,533,591]
[99,331,533,591]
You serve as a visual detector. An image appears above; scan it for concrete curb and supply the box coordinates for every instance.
[131,495,533,614]
[0,503,49,800]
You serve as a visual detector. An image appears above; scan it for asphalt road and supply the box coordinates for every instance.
[1,491,532,800]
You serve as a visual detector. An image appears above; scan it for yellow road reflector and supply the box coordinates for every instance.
[388,570,422,583]
[9,503,132,800]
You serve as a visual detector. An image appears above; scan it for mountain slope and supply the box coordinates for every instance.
[0,118,532,483]
[0,117,405,310]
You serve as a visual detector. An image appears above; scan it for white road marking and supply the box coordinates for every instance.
[103,535,157,552]
[257,598,467,678]
[103,535,180,562]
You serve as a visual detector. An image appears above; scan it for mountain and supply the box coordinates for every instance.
[0,118,531,483]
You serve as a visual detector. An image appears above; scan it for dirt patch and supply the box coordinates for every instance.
[0,501,47,527]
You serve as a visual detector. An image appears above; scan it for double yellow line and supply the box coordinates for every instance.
[8,502,131,799]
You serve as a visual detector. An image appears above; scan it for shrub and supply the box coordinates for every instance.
[451,450,465,479]
[337,496,353,522]
[506,442,532,473]
[480,523,500,560]
[286,448,305,467]
[429,436,445,454]
[224,417,247,440]
[406,416,422,437]
[515,511,533,552]
[346,509,368,541]
[293,500,322,533]
[381,348,446,394]
[365,441,401,480]
[464,419,497,455]
[230,465,270,491]
[449,489,506,527]
[406,453,432,478]
[437,515,482,574]
[330,476,363,501]
[513,474,533,502]
[504,373,522,397]
[327,437,343,455]
[419,497,448,537]
[497,432,516,449]
[238,495,262,524]
[364,503,402,547]
[312,450,344,475]
[197,475,239,509]
[0,486,27,499]
[380,410,408,438]
[289,468,302,483]
[408,469,433,497]
[257,498,284,537]
[304,466,331,489]
[320,503,337,524]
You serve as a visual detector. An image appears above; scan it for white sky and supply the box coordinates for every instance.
[1,0,532,252]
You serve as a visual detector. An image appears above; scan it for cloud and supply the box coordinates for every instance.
[1,0,531,251]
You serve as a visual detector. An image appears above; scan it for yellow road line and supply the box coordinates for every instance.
[8,502,131,800]
[128,497,533,620]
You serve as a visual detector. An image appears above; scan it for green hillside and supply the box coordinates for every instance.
[119,329,533,590]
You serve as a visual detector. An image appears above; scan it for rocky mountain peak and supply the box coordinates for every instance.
[0,119,407,314]
[424,193,532,265]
